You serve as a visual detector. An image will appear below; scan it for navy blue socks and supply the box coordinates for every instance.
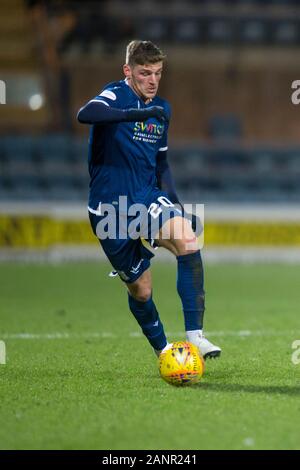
[177,250,205,331]
[128,250,205,350]
[128,293,167,351]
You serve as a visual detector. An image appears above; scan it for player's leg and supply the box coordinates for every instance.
[126,268,169,355]
[88,209,168,356]
[157,215,221,359]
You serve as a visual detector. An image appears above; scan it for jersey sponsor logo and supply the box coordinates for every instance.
[133,122,165,145]
[99,89,117,101]
[134,122,164,135]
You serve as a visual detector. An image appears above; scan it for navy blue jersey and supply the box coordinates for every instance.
[87,79,171,210]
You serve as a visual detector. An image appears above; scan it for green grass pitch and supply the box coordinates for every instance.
[0,261,300,450]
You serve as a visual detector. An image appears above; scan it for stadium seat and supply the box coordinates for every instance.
[2,135,300,203]
[208,114,243,142]
[36,134,72,161]
[272,20,299,45]
[2,136,35,162]
[136,17,170,43]
[206,17,235,44]
[172,18,203,44]
[239,18,270,45]
[71,139,88,162]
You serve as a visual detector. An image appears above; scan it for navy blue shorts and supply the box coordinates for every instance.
[88,189,181,283]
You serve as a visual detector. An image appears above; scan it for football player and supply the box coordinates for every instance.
[77,40,221,359]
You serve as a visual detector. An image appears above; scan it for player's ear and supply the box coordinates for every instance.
[123,64,131,79]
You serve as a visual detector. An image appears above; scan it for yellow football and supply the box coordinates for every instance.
[159,341,205,386]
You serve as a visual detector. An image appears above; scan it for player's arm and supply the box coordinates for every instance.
[77,100,168,125]
[156,150,201,235]
[156,149,180,204]
[155,104,180,202]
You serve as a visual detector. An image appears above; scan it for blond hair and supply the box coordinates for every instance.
[126,40,166,66]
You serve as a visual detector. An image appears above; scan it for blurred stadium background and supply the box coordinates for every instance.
[2,0,300,452]
[1,0,300,261]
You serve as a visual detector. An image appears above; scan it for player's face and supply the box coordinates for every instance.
[124,62,163,103]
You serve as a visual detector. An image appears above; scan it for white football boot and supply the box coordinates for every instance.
[154,342,172,357]
[186,330,221,360]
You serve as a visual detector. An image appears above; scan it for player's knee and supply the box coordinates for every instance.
[169,218,199,254]
[128,284,152,303]
[133,289,152,303]
[177,246,198,256]
[175,236,199,256]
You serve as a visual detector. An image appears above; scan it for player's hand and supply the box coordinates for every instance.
[147,106,169,122]
[125,106,169,123]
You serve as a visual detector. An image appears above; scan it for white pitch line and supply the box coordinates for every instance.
[1,330,300,340]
